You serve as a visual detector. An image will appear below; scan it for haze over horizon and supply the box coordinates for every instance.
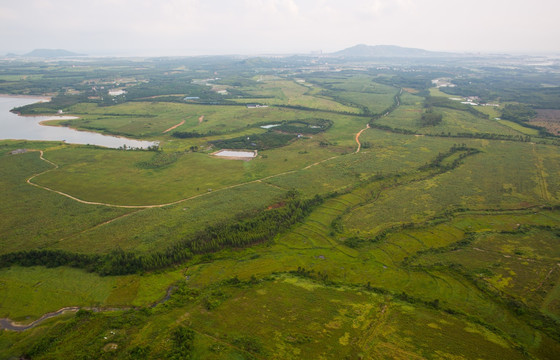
[1,0,559,57]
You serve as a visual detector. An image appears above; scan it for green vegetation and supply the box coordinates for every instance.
[420,107,443,126]
[211,131,297,150]
[1,55,560,359]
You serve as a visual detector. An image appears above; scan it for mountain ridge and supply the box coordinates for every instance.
[331,44,453,58]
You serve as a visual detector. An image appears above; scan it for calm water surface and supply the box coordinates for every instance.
[0,96,158,149]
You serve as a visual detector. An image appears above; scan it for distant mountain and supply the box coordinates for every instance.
[331,44,452,58]
[23,49,84,58]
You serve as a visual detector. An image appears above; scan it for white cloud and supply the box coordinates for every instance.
[0,0,559,55]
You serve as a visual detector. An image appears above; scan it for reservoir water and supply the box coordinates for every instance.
[0,96,158,149]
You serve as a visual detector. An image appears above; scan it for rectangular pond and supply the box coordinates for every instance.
[213,150,257,159]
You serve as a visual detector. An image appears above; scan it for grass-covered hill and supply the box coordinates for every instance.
[1,58,560,359]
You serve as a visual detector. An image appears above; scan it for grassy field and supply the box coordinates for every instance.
[232,79,361,113]
[342,140,559,237]
[0,266,183,321]
[0,144,133,254]
[51,101,350,139]
[2,63,560,359]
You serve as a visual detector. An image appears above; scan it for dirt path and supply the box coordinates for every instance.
[25,150,339,209]
[162,119,186,133]
[56,210,144,243]
[355,124,370,153]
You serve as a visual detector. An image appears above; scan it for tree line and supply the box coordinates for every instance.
[0,195,324,276]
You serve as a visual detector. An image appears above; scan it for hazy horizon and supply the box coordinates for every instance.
[2,0,560,57]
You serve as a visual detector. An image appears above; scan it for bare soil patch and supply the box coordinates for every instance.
[162,119,186,133]
[403,88,419,94]
[266,201,286,210]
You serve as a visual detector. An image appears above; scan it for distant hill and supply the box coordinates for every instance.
[331,44,452,58]
[23,49,84,58]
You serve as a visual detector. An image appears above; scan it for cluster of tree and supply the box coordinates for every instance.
[447,132,532,142]
[12,93,89,115]
[372,70,444,92]
[272,119,333,135]
[438,69,560,109]
[501,104,537,122]
[211,131,296,150]
[186,195,323,254]
[172,131,207,139]
[370,121,537,143]
[368,123,416,135]
[169,326,195,359]
[0,195,324,276]
[420,108,443,126]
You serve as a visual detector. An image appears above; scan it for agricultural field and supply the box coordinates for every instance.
[1,55,560,359]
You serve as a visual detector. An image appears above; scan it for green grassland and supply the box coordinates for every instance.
[305,74,400,114]
[31,138,343,205]
[341,140,559,237]
[376,102,526,137]
[231,79,361,113]
[3,275,541,359]
[50,101,347,139]
[46,181,286,254]
[0,144,133,254]
[0,266,184,321]
[1,64,560,359]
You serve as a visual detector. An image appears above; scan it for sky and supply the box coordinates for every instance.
[1,0,559,56]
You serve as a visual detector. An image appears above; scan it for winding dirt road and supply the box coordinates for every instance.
[23,115,387,209]
[162,119,186,133]
[355,124,370,153]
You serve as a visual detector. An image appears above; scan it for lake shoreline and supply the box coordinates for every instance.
[0,95,159,149]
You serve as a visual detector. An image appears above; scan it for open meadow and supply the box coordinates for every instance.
[1,57,560,359]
